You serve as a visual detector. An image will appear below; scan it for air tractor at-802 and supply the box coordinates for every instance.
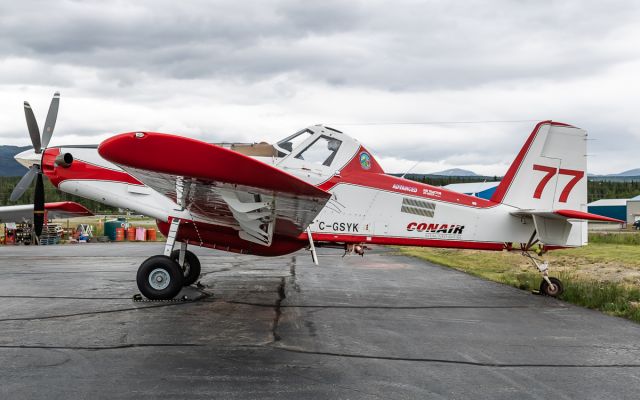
[5,92,623,300]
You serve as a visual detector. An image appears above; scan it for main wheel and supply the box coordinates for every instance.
[540,277,564,297]
[136,255,184,300]
[170,249,201,286]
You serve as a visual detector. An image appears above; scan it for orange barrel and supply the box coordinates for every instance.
[146,228,157,241]
[126,227,136,241]
[115,227,125,242]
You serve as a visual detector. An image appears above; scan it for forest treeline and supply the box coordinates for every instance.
[1,175,639,209]
[404,175,640,203]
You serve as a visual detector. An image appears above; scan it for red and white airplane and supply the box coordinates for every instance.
[9,93,622,300]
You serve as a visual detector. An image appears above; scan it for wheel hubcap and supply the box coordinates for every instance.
[149,268,170,290]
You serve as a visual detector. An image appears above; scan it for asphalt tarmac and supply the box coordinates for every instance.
[0,243,639,399]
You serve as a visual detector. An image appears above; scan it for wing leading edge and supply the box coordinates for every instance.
[98,132,331,245]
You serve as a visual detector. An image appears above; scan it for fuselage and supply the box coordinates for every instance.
[28,126,539,257]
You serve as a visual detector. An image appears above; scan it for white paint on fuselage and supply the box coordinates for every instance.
[309,183,536,244]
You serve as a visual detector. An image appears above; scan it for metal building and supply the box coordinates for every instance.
[587,199,628,222]
[626,195,640,224]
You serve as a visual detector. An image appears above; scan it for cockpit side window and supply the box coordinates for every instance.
[294,135,342,167]
[275,129,313,157]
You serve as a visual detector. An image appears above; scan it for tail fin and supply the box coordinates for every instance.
[491,121,587,211]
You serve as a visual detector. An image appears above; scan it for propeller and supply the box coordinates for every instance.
[10,91,60,239]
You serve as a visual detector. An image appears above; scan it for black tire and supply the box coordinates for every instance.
[136,255,184,300]
[540,277,564,297]
[170,249,201,286]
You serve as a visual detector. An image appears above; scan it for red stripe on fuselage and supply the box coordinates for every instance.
[316,145,498,208]
[42,147,142,187]
[300,232,504,251]
[321,174,498,209]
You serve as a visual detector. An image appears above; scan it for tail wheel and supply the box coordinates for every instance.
[170,249,201,286]
[137,255,184,300]
[540,277,564,297]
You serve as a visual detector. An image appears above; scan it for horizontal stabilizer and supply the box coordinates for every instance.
[512,209,624,223]
[512,208,624,247]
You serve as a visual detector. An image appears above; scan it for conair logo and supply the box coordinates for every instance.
[532,164,584,202]
[407,222,465,234]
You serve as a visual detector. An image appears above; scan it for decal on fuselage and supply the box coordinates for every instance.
[423,188,442,197]
[392,183,418,193]
[407,222,465,238]
[317,221,360,232]
[359,152,371,170]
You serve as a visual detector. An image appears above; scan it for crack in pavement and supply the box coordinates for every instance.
[223,301,551,310]
[271,277,286,343]
[0,301,192,323]
[269,256,296,343]
[0,343,202,351]
[266,345,640,368]
[3,270,134,275]
[0,295,132,300]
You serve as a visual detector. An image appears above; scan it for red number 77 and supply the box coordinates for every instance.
[532,164,584,203]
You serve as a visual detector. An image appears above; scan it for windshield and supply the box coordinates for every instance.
[295,135,342,166]
[275,129,313,156]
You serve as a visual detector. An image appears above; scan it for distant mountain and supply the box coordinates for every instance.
[608,168,640,177]
[588,168,640,182]
[0,145,29,177]
[429,168,478,177]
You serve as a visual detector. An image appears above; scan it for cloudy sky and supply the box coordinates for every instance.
[1,0,639,175]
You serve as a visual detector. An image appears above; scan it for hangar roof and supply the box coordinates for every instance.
[588,199,628,207]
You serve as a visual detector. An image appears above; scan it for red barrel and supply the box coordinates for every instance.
[126,227,136,241]
[115,227,125,242]
[146,228,157,241]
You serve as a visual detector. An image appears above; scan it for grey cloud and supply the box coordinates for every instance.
[1,1,638,91]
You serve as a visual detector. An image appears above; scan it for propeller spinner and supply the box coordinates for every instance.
[10,91,60,238]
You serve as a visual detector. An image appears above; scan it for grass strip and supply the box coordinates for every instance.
[399,246,640,323]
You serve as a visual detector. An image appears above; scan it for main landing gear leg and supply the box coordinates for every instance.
[136,218,184,300]
[170,242,202,286]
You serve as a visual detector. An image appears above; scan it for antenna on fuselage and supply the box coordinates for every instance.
[400,161,421,179]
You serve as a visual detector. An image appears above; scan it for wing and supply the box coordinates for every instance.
[0,201,93,223]
[98,132,331,246]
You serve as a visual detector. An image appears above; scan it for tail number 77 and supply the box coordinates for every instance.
[532,164,584,203]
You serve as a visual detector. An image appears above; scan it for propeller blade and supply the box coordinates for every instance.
[24,101,42,153]
[33,173,45,237]
[9,166,38,202]
[41,91,60,149]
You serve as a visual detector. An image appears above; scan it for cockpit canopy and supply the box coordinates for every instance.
[274,126,349,169]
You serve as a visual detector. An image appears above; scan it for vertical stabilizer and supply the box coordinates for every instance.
[491,121,587,212]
